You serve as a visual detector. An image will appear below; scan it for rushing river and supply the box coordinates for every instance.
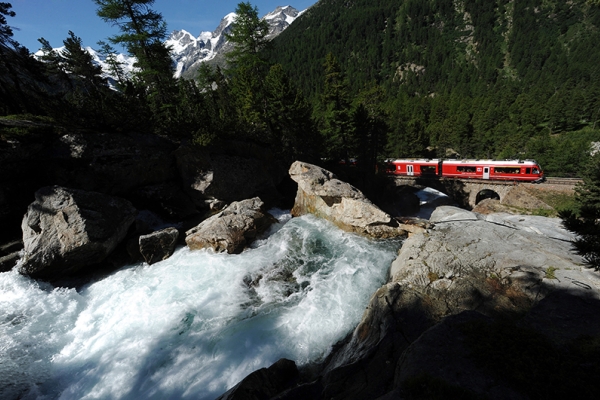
[0,211,401,400]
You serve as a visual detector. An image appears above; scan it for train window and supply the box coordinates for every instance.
[494,167,521,174]
[532,168,539,174]
[420,165,436,174]
[457,166,476,173]
[526,168,531,174]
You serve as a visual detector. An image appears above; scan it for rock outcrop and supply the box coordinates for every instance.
[19,186,136,279]
[185,197,275,254]
[315,206,598,399]
[289,161,423,238]
[139,227,179,265]
[225,206,600,400]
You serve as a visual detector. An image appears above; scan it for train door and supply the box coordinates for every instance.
[407,165,414,176]
[483,166,490,180]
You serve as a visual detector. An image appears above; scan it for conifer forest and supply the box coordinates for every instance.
[2,0,600,178]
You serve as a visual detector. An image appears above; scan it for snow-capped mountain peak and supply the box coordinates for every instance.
[169,5,304,78]
[36,5,305,81]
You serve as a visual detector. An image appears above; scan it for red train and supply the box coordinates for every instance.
[385,159,545,183]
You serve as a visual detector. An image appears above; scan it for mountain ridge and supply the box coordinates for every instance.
[34,5,305,81]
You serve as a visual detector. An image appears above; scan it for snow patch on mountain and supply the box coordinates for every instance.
[35,5,306,81]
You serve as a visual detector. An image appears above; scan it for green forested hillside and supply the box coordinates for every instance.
[270,0,600,176]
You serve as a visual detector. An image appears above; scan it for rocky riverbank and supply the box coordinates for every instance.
[219,167,600,400]
[2,143,599,398]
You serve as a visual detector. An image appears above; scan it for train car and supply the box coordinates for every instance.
[442,159,544,182]
[385,159,441,177]
[386,159,544,182]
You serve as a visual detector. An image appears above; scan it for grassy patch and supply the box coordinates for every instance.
[545,266,558,279]
[0,114,59,140]
[533,191,577,215]
[427,271,440,283]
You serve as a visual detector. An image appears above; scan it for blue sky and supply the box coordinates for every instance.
[8,1,316,53]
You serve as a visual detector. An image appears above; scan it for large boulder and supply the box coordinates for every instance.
[185,197,275,254]
[289,161,420,238]
[19,186,137,279]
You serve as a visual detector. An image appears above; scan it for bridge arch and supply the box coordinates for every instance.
[475,189,500,204]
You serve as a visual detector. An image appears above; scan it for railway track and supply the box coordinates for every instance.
[390,175,582,186]
[543,177,583,186]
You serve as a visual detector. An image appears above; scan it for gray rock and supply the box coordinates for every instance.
[313,207,595,399]
[53,132,178,195]
[0,130,177,242]
[217,358,299,400]
[289,161,416,238]
[483,212,575,242]
[429,205,480,222]
[139,227,179,265]
[185,197,275,254]
[391,206,583,288]
[0,252,20,273]
[522,291,600,344]
[128,182,199,220]
[395,311,528,400]
[19,186,136,279]
[0,240,23,272]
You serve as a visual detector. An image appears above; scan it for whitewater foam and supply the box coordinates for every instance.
[1,214,401,399]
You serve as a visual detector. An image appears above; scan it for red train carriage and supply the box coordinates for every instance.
[385,159,441,177]
[386,159,544,183]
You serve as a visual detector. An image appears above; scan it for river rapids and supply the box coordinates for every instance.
[0,211,401,399]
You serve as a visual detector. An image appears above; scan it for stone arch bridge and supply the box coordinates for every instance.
[388,176,576,210]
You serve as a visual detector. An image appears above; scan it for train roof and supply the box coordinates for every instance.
[386,158,540,166]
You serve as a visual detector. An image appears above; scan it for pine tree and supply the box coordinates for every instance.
[98,40,127,88]
[560,152,600,270]
[353,83,389,173]
[62,31,106,87]
[37,37,66,75]
[264,63,317,159]
[0,2,16,49]
[93,0,174,92]
[224,2,272,137]
[318,52,355,162]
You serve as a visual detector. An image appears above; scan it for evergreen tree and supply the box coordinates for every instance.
[0,2,16,49]
[98,40,127,88]
[561,152,600,270]
[264,63,317,159]
[353,83,389,173]
[195,64,237,143]
[62,31,106,88]
[93,0,174,93]
[318,52,355,162]
[225,2,272,137]
[37,37,66,75]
